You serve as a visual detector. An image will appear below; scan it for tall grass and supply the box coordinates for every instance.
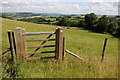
[2,18,118,78]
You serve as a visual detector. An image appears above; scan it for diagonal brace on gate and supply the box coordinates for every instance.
[28,34,54,57]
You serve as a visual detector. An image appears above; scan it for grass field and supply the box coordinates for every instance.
[2,18,118,78]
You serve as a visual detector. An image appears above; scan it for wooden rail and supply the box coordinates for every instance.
[22,32,55,36]
[26,39,55,42]
[27,51,55,54]
[27,45,55,48]
[65,50,85,62]
[1,48,11,56]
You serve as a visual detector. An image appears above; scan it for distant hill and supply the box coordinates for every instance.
[0,12,65,19]
[38,13,63,16]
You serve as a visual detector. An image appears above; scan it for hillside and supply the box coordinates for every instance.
[2,18,118,78]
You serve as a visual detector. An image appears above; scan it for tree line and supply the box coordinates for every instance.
[57,13,120,37]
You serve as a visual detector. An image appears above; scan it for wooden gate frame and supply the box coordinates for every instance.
[5,27,85,63]
[11,27,66,61]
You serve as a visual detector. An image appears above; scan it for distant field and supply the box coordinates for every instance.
[2,18,118,78]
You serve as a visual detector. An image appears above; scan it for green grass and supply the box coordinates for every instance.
[2,18,118,78]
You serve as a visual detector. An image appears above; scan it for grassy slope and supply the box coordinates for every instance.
[2,18,118,78]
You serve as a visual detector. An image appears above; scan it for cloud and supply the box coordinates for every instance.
[1,0,118,15]
[84,2,118,15]
[90,0,103,3]
[1,1,82,14]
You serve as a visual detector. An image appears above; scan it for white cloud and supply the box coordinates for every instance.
[90,0,103,3]
[81,2,118,15]
[47,0,59,2]
[1,0,118,15]
[1,1,82,14]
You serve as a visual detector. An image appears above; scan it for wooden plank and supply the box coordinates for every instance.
[26,39,55,42]
[1,48,10,56]
[27,45,55,48]
[62,37,66,60]
[8,30,16,62]
[22,29,26,60]
[15,27,23,59]
[65,50,85,62]
[28,34,53,57]
[27,51,55,54]
[101,38,108,63]
[12,31,17,57]
[55,27,64,60]
[22,32,55,36]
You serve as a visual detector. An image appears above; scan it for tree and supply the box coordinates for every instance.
[57,17,69,26]
[96,15,110,33]
[85,13,97,30]
[2,14,8,18]
[79,20,86,27]
[108,21,119,35]
[1,13,12,19]
[116,26,120,37]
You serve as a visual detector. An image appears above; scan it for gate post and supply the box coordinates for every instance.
[62,37,66,60]
[22,29,26,61]
[55,27,64,60]
[8,30,16,63]
[15,27,26,60]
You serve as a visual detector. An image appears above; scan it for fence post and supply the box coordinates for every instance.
[55,28,64,60]
[22,29,26,61]
[8,30,16,62]
[62,37,66,60]
[101,38,108,63]
[15,27,25,60]
[12,30,17,59]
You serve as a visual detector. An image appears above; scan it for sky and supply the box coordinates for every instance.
[0,0,119,15]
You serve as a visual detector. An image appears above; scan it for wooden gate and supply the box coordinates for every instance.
[8,27,66,62]
[3,27,86,63]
